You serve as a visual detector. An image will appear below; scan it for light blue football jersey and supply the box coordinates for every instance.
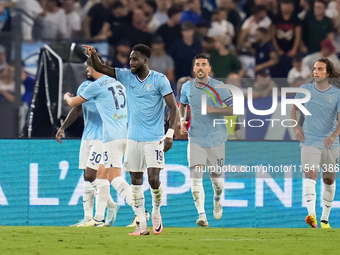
[80,75,127,143]
[180,77,233,147]
[76,80,103,141]
[115,69,173,141]
[296,83,340,149]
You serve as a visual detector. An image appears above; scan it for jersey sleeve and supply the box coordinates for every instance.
[217,82,233,107]
[76,81,89,96]
[158,74,173,96]
[80,82,100,101]
[115,68,130,87]
[295,84,308,99]
[337,91,340,113]
[180,82,190,105]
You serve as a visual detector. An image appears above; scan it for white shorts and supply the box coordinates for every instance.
[123,139,165,172]
[188,142,225,168]
[103,139,126,168]
[79,139,104,170]
[301,146,339,173]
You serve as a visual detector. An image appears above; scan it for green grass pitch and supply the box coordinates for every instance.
[0,227,339,255]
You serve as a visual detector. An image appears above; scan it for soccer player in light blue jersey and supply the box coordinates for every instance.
[63,57,136,227]
[179,54,233,227]
[83,43,178,236]
[56,67,118,227]
[291,58,340,229]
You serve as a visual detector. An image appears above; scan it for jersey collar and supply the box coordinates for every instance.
[194,77,211,88]
[314,83,331,92]
[136,70,151,83]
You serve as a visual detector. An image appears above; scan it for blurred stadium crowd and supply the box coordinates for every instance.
[0,0,339,137]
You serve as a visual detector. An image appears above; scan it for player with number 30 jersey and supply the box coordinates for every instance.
[64,58,136,227]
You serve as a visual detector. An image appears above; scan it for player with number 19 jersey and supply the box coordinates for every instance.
[115,68,172,142]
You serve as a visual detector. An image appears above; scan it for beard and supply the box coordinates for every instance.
[87,76,95,81]
[195,71,207,80]
[314,77,328,84]
[131,65,142,74]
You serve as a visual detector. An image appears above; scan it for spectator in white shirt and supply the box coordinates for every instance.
[237,5,271,52]
[62,0,82,40]
[154,0,170,25]
[287,55,311,87]
[207,8,235,41]
[16,0,43,41]
[35,0,67,40]
[302,38,340,70]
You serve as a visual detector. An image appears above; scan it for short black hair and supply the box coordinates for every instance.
[132,44,152,59]
[314,0,328,8]
[145,0,157,13]
[112,1,124,9]
[252,5,267,15]
[167,3,183,18]
[280,0,294,4]
[193,53,211,65]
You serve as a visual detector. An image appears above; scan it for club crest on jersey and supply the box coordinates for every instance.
[145,84,152,91]
[327,96,334,103]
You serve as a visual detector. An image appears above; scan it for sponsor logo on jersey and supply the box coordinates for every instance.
[113,114,128,120]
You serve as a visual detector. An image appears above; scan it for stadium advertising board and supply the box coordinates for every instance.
[0,140,339,227]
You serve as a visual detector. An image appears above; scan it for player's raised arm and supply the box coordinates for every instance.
[90,52,117,78]
[83,44,117,78]
[162,93,178,152]
[56,105,82,143]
